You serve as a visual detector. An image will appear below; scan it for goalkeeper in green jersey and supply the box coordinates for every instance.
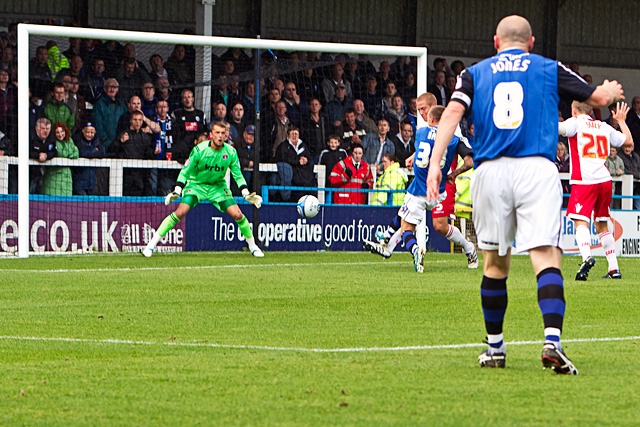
[142,122,264,257]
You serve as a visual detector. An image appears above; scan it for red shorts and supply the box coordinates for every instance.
[431,182,456,219]
[566,182,612,222]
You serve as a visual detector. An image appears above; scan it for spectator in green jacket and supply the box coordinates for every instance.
[43,122,78,196]
[43,82,74,131]
[371,153,407,206]
[92,77,127,148]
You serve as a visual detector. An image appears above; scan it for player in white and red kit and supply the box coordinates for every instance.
[559,101,633,280]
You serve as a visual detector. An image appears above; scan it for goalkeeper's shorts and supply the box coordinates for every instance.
[182,182,237,212]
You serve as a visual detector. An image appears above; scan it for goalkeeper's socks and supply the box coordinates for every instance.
[148,213,180,249]
[236,216,252,240]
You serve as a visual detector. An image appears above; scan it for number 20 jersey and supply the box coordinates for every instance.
[563,114,626,184]
[451,47,594,166]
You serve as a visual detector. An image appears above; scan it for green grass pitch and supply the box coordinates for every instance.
[0,251,639,426]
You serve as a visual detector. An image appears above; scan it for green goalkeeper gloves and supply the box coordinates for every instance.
[241,188,262,208]
[165,186,182,205]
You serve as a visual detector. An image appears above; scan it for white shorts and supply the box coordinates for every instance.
[398,191,446,225]
[471,157,562,256]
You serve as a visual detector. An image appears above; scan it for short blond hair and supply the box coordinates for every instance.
[571,101,593,115]
[417,92,437,107]
[211,121,228,132]
[211,121,229,131]
[428,105,445,123]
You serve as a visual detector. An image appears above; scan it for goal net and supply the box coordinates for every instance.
[3,24,427,257]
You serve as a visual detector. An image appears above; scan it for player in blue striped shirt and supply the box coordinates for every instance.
[427,15,624,374]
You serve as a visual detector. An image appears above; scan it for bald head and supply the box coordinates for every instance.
[495,15,534,52]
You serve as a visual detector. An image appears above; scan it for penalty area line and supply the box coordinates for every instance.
[1,335,639,353]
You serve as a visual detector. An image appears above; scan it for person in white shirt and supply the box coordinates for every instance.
[559,101,633,280]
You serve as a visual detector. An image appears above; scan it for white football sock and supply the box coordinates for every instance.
[575,225,592,261]
[445,224,474,254]
[599,231,618,271]
[386,229,402,253]
[487,333,505,354]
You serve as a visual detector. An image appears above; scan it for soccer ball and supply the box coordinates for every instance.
[297,195,320,218]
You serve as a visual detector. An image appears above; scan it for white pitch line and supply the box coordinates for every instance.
[0,260,459,274]
[1,335,639,353]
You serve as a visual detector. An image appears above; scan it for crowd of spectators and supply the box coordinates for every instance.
[1,27,639,206]
[0,28,433,201]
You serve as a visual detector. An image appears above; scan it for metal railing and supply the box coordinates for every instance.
[1,157,636,210]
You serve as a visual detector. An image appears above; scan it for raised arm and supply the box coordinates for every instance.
[141,112,161,133]
[611,102,634,148]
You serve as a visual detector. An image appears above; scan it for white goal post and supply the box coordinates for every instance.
[14,24,428,258]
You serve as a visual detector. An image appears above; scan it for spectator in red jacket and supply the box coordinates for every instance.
[329,145,374,204]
